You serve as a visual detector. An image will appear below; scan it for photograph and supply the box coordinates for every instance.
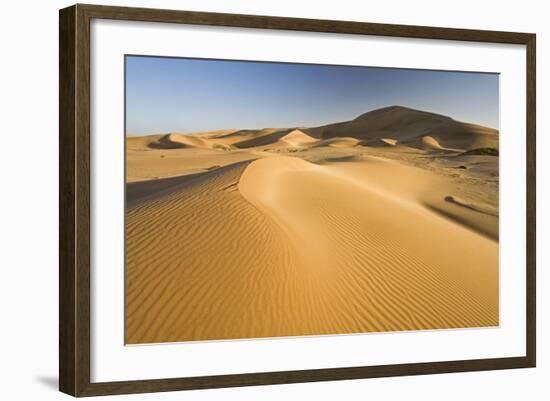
[124,56,500,345]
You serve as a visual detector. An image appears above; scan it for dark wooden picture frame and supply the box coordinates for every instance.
[59,3,536,397]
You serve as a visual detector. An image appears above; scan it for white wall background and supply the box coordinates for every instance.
[0,0,546,399]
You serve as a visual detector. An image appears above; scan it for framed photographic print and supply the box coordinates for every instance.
[59,4,536,397]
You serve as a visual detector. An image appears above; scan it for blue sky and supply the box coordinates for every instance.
[126,56,499,135]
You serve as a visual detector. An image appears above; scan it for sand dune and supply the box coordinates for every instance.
[232,128,293,148]
[125,105,499,344]
[235,130,361,150]
[306,105,498,151]
[129,106,498,153]
[126,161,302,343]
[148,133,219,149]
[190,129,239,139]
[126,154,498,343]
[279,129,318,147]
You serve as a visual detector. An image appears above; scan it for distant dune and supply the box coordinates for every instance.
[125,105,499,344]
[279,129,318,147]
[305,105,498,151]
[149,133,217,149]
[129,106,497,153]
[232,128,292,148]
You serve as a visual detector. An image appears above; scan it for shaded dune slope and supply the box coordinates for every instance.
[126,156,498,343]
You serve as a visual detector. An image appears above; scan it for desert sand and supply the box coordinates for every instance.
[125,106,499,344]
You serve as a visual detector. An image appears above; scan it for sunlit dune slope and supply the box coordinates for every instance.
[420,135,461,152]
[279,129,318,147]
